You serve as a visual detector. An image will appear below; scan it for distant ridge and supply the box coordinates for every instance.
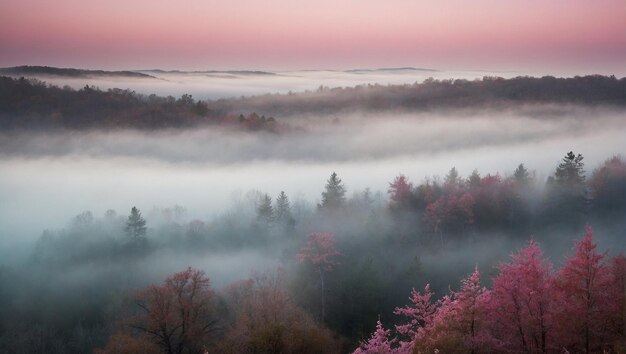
[140,69,277,76]
[346,67,439,73]
[0,66,157,79]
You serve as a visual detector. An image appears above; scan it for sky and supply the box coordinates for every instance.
[1,0,625,74]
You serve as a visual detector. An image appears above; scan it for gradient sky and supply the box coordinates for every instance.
[1,0,625,73]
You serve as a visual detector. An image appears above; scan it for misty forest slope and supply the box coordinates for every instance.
[1,72,625,353]
[1,152,626,353]
[1,74,625,130]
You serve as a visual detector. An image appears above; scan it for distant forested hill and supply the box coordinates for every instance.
[210,74,626,116]
[0,65,156,79]
[1,74,624,130]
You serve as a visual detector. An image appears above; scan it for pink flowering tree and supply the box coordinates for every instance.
[487,240,555,353]
[353,319,397,354]
[448,268,493,352]
[553,226,616,353]
[414,268,494,353]
[388,174,413,210]
[297,232,341,322]
[393,284,439,351]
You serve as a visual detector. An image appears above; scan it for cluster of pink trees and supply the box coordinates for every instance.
[388,156,626,239]
[355,226,625,353]
[389,168,521,237]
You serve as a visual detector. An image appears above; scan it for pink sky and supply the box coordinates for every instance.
[1,0,624,74]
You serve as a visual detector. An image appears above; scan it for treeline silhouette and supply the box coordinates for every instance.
[211,74,626,116]
[1,75,625,130]
[0,66,156,79]
[0,76,281,131]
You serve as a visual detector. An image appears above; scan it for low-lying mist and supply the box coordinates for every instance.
[2,68,516,100]
[1,106,624,246]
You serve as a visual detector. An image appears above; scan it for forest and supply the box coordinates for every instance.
[1,74,625,130]
[0,150,624,353]
[3,0,625,352]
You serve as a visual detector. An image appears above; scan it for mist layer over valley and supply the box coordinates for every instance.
[1,72,625,353]
[0,66,515,100]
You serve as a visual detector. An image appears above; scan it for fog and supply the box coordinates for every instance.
[7,68,527,100]
[1,72,625,352]
[1,106,624,249]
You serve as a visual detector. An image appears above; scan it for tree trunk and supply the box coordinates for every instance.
[319,266,325,322]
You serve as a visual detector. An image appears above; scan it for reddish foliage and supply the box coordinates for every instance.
[553,226,617,353]
[394,284,438,341]
[413,269,495,353]
[353,319,397,354]
[356,227,625,354]
[389,174,414,209]
[424,193,474,235]
[105,267,218,354]
[483,240,555,353]
[297,232,341,322]
[297,232,341,271]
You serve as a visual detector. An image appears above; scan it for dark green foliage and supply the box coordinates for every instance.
[544,152,589,231]
[0,76,221,130]
[275,191,295,232]
[2,75,626,130]
[555,151,586,188]
[320,172,347,210]
[513,163,531,186]
[445,167,460,186]
[125,207,147,240]
[210,75,626,117]
[467,169,481,188]
[256,194,274,224]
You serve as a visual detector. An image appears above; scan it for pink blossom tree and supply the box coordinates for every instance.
[353,319,397,354]
[388,174,413,210]
[487,240,555,353]
[297,232,341,322]
[414,268,494,354]
[553,226,615,353]
[424,193,474,246]
[393,284,439,351]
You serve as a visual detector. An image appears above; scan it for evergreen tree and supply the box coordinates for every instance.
[275,191,295,231]
[555,151,585,188]
[467,169,481,188]
[256,194,274,223]
[513,163,531,185]
[125,206,147,240]
[545,152,588,225]
[445,167,460,186]
[320,172,346,209]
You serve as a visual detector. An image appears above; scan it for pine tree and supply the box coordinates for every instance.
[545,152,588,226]
[555,151,585,187]
[467,169,481,189]
[256,194,274,224]
[445,167,460,186]
[513,163,531,186]
[320,172,346,210]
[125,206,147,240]
[274,191,295,231]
